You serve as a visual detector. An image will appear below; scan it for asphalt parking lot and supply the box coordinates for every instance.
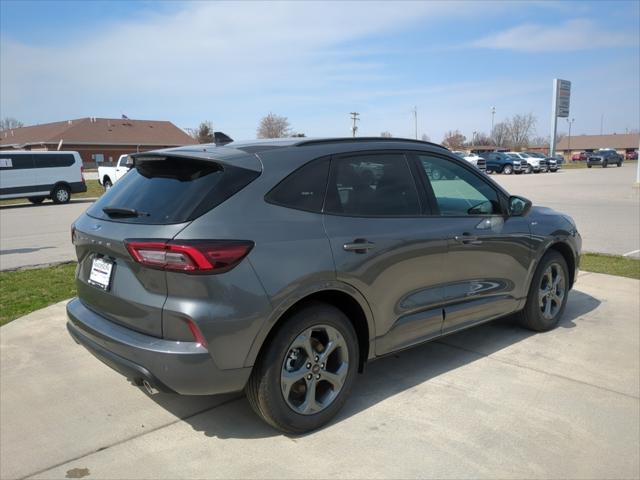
[1,271,638,479]
[1,162,638,271]
[492,162,640,259]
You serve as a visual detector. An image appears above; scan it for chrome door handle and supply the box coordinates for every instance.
[343,239,376,254]
[454,235,482,245]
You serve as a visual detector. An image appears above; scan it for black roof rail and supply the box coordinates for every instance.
[295,137,449,151]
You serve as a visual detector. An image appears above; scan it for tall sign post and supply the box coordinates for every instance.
[550,79,571,157]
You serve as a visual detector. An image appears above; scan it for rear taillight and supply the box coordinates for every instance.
[125,240,254,273]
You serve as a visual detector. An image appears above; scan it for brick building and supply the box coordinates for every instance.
[0,117,195,167]
[555,133,639,160]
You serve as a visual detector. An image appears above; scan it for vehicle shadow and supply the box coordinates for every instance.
[147,289,601,440]
[0,246,55,255]
[0,199,96,210]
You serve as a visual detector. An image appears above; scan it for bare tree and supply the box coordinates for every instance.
[1,117,24,130]
[473,132,493,146]
[380,131,393,138]
[442,130,466,150]
[529,136,549,147]
[491,122,509,147]
[506,113,536,149]
[421,133,430,142]
[257,113,291,138]
[189,121,214,144]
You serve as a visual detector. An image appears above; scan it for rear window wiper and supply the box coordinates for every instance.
[102,206,150,217]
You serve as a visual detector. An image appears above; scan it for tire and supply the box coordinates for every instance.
[516,250,569,332]
[617,162,621,167]
[603,161,608,168]
[51,184,70,204]
[502,164,513,175]
[246,302,359,434]
[525,165,533,174]
[103,178,113,190]
[28,197,45,204]
[588,165,592,168]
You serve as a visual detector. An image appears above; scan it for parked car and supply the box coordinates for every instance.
[507,152,547,173]
[0,150,86,204]
[67,137,581,434]
[625,150,638,160]
[571,152,588,162]
[525,152,559,172]
[452,151,487,173]
[98,154,132,189]
[587,149,623,168]
[481,151,523,175]
[552,154,565,165]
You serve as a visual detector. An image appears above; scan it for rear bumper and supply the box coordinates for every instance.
[66,298,251,395]
[70,181,87,193]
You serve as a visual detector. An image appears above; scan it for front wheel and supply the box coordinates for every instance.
[246,302,359,434]
[617,162,622,167]
[516,250,569,332]
[603,161,608,168]
[51,184,70,204]
[502,164,513,175]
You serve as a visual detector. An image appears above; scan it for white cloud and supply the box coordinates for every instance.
[470,19,637,52]
[1,2,475,125]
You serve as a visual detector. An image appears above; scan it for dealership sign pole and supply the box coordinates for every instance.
[550,79,571,158]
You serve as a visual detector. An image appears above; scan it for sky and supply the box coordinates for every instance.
[1,0,639,142]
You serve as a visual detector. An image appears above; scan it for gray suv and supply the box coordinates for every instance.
[67,138,581,433]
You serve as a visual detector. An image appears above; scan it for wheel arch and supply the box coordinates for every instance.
[547,241,577,288]
[102,175,112,184]
[50,181,71,195]
[245,285,375,373]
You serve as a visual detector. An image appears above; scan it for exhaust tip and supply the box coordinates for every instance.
[142,379,159,395]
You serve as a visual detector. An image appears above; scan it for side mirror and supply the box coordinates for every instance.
[508,195,532,216]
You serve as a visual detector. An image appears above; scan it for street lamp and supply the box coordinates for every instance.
[491,106,496,133]
[566,117,575,156]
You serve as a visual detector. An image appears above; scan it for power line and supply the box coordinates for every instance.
[350,112,360,137]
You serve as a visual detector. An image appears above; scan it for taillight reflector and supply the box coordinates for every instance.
[125,240,253,273]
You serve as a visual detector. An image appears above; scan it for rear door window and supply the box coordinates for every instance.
[0,153,33,170]
[87,156,259,224]
[34,154,75,168]
[325,153,421,216]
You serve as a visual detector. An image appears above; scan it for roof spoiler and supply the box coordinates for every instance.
[214,131,233,146]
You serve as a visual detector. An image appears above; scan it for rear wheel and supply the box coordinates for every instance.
[51,184,70,204]
[516,250,569,332]
[103,178,113,190]
[28,197,45,204]
[246,302,359,434]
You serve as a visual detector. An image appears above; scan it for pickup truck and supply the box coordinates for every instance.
[98,154,131,189]
[452,151,487,172]
[481,151,524,175]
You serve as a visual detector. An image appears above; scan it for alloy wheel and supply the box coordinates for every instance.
[538,262,565,320]
[281,325,349,415]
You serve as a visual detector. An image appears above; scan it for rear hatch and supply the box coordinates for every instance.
[73,149,260,337]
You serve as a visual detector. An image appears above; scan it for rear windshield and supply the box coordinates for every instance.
[87,156,259,224]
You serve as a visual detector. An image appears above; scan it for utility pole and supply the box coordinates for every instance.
[491,106,496,133]
[350,112,360,138]
[413,106,418,140]
[566,117,575,152]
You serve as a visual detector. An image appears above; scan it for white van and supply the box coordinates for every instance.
[0,150,87,204]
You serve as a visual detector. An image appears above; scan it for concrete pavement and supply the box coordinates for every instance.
[1,272,638,479]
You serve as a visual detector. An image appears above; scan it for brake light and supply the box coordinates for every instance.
[125,240,254,273]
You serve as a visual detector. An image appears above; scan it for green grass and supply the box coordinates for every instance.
[0,263,77,326]
[561,162,589,169]
[581,253,640,280]
[0,180,103,206]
